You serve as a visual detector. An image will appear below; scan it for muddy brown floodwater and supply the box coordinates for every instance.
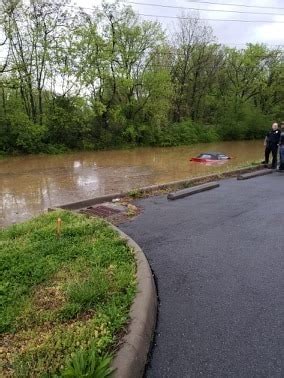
[0,140,264,228]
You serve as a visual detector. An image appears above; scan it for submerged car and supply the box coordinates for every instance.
[190,152,231,163]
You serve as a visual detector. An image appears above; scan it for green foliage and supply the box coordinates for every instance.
[128,188,144,198]
[61,349,113,378]
[122,122,161,146]
[0,111,47,153]
[0,211,136,376]
[66,272,111,309]
[158,120,220,147]
[45,97,90,149]
[15,121,47,153]
[216,102,270,141]
[0,1,283,154]
[159,121,198,146]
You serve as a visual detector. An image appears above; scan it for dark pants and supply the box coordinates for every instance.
[279,145,284,170]
[265,144,278,168]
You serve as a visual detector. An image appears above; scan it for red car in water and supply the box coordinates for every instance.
[190,152,231,163]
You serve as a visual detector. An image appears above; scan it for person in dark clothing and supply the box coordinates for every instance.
[278,122,284,171]
[263,123,280,169]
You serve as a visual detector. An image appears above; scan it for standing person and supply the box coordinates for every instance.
[278,122,284,171]
[263,122,280,169]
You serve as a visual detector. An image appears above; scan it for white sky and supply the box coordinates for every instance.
[73,0,284,47]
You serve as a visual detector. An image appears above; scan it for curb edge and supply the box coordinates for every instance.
[109,224,157,378]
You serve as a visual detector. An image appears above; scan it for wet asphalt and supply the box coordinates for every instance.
[119,173,284,378]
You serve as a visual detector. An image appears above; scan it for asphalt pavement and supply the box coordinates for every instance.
[119,173,284,377]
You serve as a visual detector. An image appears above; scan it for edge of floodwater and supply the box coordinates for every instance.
[53,164,265,211]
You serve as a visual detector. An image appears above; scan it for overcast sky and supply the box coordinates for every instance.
[73,0,284,47]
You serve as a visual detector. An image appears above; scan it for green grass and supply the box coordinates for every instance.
[128,188,144,199]
[0,211,136,377]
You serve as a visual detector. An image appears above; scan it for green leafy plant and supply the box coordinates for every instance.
[61,349,114,378]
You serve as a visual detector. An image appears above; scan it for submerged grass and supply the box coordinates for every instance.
[0,211,136,377]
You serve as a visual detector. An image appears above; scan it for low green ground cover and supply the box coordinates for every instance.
[0,211,136,377]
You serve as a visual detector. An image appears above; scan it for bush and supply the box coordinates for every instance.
[157,120,220,146]
[0,112,47,153]
[45,97,90,149]
[10,113,47,153]
[215,102,270,141]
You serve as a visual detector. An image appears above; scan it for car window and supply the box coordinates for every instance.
[199,154,212,159]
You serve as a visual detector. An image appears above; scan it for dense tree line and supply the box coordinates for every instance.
[0,0,283,153]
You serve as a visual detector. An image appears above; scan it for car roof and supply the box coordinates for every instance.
[200,152,226,156]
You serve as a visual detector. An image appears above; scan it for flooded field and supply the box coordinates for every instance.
[0,140,264,227]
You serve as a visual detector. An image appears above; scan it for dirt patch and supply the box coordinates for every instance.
[33,286,66,311]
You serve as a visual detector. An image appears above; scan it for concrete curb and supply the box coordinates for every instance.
[54,165,265,211]
[109,224,157,378]
[237,168,273,180]
[167,181,220,200]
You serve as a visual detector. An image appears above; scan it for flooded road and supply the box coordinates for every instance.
[0,141,263,227]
